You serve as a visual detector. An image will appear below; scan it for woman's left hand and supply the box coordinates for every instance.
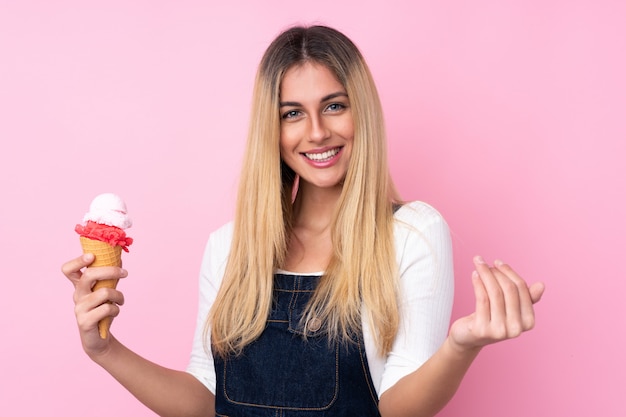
[449,256,545,352]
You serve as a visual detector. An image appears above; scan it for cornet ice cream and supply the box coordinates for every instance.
[75,193,133,338]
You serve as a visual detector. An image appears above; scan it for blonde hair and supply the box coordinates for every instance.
[209,25,402,358]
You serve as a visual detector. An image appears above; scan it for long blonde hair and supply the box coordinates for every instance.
[209,25,402,357]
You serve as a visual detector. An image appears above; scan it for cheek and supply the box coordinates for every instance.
[279,126,299,153]
[278,135,289,157]
[341,128,354,147]
[336,116,354,142]
[278,134,296,166]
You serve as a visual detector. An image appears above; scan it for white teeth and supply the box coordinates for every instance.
[305,148,340,161]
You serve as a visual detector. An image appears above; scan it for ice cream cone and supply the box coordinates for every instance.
[79,236,122,338]
[79,236,122,267]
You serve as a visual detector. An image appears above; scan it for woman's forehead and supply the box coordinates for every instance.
[280,62,345,101]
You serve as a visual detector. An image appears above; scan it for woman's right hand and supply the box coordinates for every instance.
[61,254,127,358]
[62,255,214,416]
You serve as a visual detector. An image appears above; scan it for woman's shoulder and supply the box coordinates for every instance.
[392,201,454,285]
[393,200,448,230]
[198,222,234,286]
[204,221,234,264]
[209,221,234,244]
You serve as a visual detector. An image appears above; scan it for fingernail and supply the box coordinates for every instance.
[120,269,128,277]
[472,270,479,279]
[494,259,504,267]
[474,255,485,264]
[84,253,94,262]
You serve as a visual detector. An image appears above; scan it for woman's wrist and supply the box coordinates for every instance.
[87,335,121,366]
[443,335,482,360]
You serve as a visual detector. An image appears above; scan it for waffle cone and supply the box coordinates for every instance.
[79,236,123,339]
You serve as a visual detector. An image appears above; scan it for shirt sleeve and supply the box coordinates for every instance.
[375,201,455,397]
[185,222,233,394]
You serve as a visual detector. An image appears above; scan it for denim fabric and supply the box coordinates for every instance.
[213,273,381,417]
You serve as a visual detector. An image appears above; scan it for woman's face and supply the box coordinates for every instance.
[279,62,354,191]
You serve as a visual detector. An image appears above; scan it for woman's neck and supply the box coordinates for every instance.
[292,181,342,231]
[282,180,342,273]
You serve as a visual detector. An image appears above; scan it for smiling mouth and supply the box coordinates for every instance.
[303,147,341,162]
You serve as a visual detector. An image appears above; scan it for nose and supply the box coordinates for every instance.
[307,114,330,143]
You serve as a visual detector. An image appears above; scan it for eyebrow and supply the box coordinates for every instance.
[279,91,348,108]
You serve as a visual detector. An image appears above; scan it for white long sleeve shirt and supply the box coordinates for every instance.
[186,201,454,398]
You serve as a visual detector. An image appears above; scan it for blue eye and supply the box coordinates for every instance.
[282,110,300,120]
[326,103,346,112]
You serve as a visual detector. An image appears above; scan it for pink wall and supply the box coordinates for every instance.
[1,1,624,416]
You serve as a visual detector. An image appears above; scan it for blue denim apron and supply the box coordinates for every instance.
[213,273,381,417]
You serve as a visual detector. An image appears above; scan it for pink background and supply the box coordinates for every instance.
[1,1,624,416]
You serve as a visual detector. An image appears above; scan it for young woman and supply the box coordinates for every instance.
[62,25,544,417]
